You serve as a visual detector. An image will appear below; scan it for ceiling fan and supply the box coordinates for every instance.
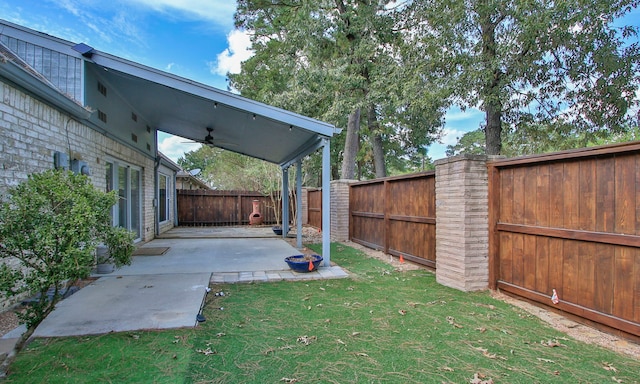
[190,127,237,147]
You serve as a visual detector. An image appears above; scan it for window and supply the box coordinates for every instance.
[159,174,169,223]
[106,159,142,241]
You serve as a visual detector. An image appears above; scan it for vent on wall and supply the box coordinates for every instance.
[97,81,107,96]
[97,110,107,123]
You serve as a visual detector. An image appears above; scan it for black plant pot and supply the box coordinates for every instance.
[285,254,323,272]
[272,226,290,236]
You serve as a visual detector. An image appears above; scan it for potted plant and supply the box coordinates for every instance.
[96,226,135,274]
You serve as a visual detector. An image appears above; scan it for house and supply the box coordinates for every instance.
[0,19,338,261]
[176,170,213,191]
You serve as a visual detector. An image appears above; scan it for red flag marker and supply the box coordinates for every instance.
[308,258,314,271]
[399,255,405,263]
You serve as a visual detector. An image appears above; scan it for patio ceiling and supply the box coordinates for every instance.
[88,51,339,167]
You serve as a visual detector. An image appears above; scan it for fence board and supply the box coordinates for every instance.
[177,190,290,226]
[489,141,640,338]
[308,189,322,229]
[349,172,436,268]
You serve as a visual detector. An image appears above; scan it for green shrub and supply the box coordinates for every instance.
[0,169,134,335]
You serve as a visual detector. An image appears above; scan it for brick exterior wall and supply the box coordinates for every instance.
[0,78,159,243]
[330,179,356,242]
[434,155,489,292]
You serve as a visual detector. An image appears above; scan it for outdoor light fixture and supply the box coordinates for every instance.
[213,102,218,109]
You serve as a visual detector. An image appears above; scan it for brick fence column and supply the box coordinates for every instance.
[435,155,490,291]
[330,179,356,242]
[301,187,309,225]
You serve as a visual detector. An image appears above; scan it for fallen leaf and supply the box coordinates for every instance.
[407,301,420,308]
[216,332,226,337]
[319,287,325,291]
[355,352,369,357]
[399,310,407,316]
[537,358,555,363]
[541,339,565,347]
[196,348,216,356]
[611,376,623,383]
[476,327,487,333]
[351,332,361,337]
[337,339,346,345]
[603,362,617,372]
[280,378,298,383]
[440,366,454,372]
[446,316,463,328]
[470,373,494,384]
[297,335,317,345]
[483,351,497,359]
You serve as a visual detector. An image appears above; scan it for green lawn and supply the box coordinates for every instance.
[5,243,639,383]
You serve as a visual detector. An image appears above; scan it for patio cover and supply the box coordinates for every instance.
[86,48,337,265]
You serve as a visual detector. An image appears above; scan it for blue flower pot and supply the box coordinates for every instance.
[285,254,323,272]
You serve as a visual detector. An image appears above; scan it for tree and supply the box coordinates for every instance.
[231,0,448,180]
[411,0,640,155]
[445,129,486,157]
[0,170,134,375]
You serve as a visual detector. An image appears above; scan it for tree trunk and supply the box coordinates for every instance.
[485,102,502,155]
[341,108,361,179]
[480,8,503,155]
[367,105,386,178]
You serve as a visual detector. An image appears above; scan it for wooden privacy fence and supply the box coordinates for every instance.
[177,190,289,226]
[349,172,436,268]
[488,143,640,338]
[307,189,322,229]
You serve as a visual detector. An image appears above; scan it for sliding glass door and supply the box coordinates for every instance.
[106,160,142,241]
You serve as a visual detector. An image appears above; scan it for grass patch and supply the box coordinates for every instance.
[5,330,195,383]
[5,243,640,383]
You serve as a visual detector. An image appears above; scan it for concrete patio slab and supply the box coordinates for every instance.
[110,238,299,276]
[20,234,347,340]
[34,273,211,338]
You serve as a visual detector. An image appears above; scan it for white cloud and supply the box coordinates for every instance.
[438,128,468,146]
[445,107,484,122]
[211,29,254,76]
[158,133,201,163]
[127,0,237,27]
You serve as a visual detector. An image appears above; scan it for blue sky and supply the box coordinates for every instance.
[0,0,636,163]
